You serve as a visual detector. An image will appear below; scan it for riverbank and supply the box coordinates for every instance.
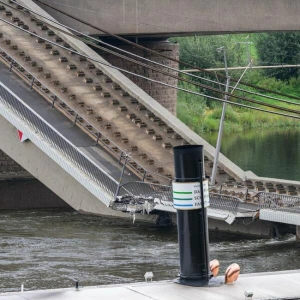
[177,76,300,134]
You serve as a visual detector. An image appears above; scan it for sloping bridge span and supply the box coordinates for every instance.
[34,0,300,38]
[17,0,247,185]
[0,81,156,223]
[0,74,238,223]
[0,0,248,224]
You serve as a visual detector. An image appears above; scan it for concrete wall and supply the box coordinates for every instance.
[0,179,69,209]
[209,218,274,238]
[34,0,300,37]
[99,41,179,114]
[0,150,25,174]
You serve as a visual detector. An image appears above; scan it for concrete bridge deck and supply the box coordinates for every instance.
[0,45,297,236]
[1,0,246,186]
[34,0,300,38]
[0,52,252,227]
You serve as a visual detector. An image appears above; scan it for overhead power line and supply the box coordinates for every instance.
[0,16,300,121]
[4,0,300,109]
[33,0,300,102]
[185,64,300,72]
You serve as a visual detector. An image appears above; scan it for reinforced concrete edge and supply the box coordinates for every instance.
[260,209,300,226]
[247,175,300,188]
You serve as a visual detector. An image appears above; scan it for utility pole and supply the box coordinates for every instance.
[235,35,253,66]
[245,35,251,66]
[210,49,253,186]
[210,46,230,186]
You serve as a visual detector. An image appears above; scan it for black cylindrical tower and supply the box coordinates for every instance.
[173,145,210,286]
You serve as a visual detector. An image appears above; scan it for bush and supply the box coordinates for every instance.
[256,32,300,81]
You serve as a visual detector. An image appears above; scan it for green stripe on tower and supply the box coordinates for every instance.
[173,191,192,194]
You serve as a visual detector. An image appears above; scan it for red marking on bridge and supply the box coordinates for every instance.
[17,130,28,142]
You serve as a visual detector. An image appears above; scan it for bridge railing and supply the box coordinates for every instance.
[115,181,241,215]
[0,45,171,186]
[209,193,241,215]
[118,181,172,200]
[0,81,119,196]
[258,192,300,214]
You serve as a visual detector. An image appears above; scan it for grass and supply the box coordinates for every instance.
[177,76,300,134]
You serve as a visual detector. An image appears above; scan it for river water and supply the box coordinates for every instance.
[1,128,300,292]
[1,209,300,293]
[202,127,300,180]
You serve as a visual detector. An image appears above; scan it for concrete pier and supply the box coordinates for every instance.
[1,270,300,299]
[99,41,179,114]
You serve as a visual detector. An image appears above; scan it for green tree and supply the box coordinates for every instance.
[171,35,245,70]
[256,32,300,81]
[170,35,247,108]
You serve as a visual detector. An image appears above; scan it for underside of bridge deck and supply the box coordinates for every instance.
[33,0,300,38]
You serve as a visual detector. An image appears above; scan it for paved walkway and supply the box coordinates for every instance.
[1,270,300,299]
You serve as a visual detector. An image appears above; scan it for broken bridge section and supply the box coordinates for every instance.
[113,181,242,224]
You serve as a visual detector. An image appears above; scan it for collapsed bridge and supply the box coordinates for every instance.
[0,0,300,236]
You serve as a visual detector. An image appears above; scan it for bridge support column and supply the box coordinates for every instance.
[99,40,179,114]
[296,226,300,242]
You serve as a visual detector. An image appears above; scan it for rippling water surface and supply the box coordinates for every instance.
[202,128,300,180]
[1,209,300,292]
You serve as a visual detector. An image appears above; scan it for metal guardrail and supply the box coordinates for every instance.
[209,193,241,215]
[116,182,241,215]
[258,191,300,214]
[0,44,171,185]
[0,81,119,196]
[118,181,172,200]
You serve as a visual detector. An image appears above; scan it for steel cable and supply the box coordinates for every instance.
[33,0,300,101]
[4,0,300,108]
[0,16,300,120]
[3,0,300,113]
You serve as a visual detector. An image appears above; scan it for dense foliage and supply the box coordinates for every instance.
[170,33,300,133]
[256,32,300,81]
[172,35,248,70]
